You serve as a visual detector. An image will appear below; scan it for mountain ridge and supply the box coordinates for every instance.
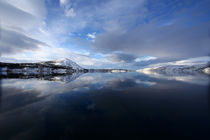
[40,58,83,70]
[0,58,131,75]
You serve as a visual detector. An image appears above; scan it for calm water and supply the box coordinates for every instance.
[0,72,209,140]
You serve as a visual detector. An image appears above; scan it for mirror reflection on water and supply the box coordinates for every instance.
[0,72,209,139]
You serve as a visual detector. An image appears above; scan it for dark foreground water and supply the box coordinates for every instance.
[0,72,209,140]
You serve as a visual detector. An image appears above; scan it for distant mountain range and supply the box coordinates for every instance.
[137,64,210,76]
[136,57,210,85]
[0,58,130,76]
[137,57,210,76]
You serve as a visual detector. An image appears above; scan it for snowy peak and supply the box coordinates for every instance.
[47,58,83,70]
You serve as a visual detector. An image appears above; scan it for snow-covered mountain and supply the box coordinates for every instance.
[0,58,86,75]
[136,56,210,85]
[0,58,131,76]
[139,64,209,76]
[137,56,210,75]
[40,58,83,70]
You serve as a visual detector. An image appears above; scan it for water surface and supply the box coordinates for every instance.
[0,72,209,139]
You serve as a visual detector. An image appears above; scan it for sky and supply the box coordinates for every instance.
[0,0,210,69]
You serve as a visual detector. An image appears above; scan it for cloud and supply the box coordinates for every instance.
[0,26,49,55]
[135,56,157,62]
[133,57,180,67]
[65,8,76,17]
[0,1,37,30]
[107,53,136,63]
[0,0,51,58]
[104,52,163,69]
[6,0,46,18]
[86,0,210,60]
[0,0,46,30]
[60,0,76,17]
[60,0,68,6]
[0,0,48,56]
[55,0,147,33]
[92,20,210,59]
[87,32,96,39]
[104,52,179,68]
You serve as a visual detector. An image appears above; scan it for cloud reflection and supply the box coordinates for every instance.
[137,69,209,86]
[1,72,157,97]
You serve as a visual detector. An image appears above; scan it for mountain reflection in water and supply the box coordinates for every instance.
[0,72,209,139]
